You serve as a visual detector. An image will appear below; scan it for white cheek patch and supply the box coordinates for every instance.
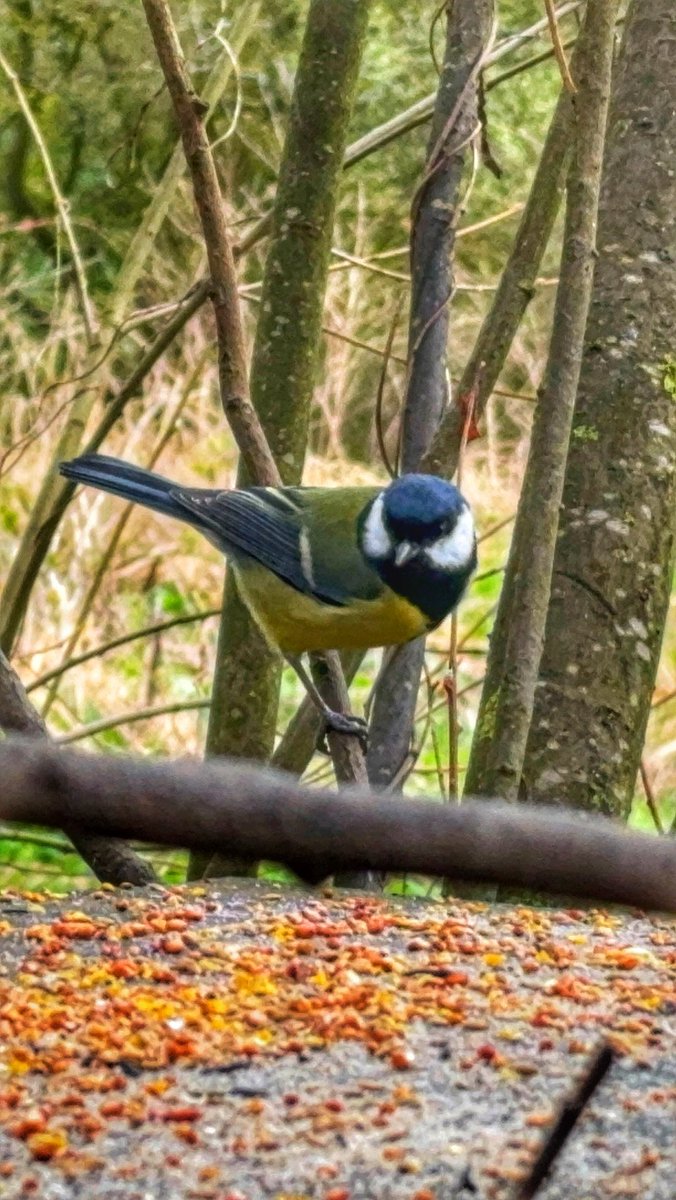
[424,505,476,571]
[361,492,393,560]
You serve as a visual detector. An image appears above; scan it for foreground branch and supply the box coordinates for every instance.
[1,739,675,912]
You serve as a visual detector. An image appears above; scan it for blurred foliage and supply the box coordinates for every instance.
[0,0,673,892]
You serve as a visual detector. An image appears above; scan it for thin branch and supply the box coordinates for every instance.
[374,294,404,479]
[517,1042,615,1199]
[544,0,577,94]
[113,1,261,326]
[141,0,280,487]
[26,608,221,694]
[639,760,665,836]
[445,388,478,801]
[55,698,211,746]
[0,48,97,342]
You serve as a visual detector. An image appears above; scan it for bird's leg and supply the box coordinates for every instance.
[285,655,368,748]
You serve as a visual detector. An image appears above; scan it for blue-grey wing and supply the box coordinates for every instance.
[172,486,355,606]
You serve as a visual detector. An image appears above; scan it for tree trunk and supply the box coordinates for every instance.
[463,0,618,802]
[367,0,494,790]
[522,0,676,818]
[198,0,372,878]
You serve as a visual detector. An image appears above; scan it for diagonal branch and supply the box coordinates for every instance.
[141,0,280,487]
[0,47,97,343]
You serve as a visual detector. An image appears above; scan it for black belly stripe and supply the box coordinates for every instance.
[374,553,476,627]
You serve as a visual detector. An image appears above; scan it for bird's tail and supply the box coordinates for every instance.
[60,454,188,523]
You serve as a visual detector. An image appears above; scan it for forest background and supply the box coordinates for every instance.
[0,0,673,891]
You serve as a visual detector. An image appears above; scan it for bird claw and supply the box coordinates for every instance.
[320,710,369,751]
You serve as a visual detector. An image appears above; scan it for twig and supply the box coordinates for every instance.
[517,1042,615,1199]
[543,0,577,94]
[141,0,280,487]
[26,608,221,694]
[445,388,478,800]
[374,294,405,479]
[330,248,409,282]
[652,687,676,711]
[0,48,97,342]
[55,698,211,746]
[639,760,665,835]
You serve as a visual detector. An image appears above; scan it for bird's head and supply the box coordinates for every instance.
[361,474,475,574]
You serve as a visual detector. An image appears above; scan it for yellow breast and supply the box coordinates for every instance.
[232,562,428,655]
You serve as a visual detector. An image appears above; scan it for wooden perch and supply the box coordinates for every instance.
[1,738,675,912]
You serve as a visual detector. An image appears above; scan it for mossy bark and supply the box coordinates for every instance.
[464,0,618,802]
[200,0,372,878]
[521,0,676,818]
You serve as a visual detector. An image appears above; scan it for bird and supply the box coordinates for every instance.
[59,454,477,740]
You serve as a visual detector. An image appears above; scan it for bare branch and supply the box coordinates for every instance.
[517,1042,615,1199]
[141,0,280,487]
[0,47,97,342]
[26,607,221,695]
[543,0,577,94]
[367,0,495,791]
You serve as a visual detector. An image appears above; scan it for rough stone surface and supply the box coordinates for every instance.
[0,880,673,1198]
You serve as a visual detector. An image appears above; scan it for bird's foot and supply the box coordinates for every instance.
[320,710,369,751]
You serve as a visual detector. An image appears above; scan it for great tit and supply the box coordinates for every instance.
[59,454,477,738]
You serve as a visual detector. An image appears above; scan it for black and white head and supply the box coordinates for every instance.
[359,474,476,624]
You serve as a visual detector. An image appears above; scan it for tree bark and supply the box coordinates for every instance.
[522,0,676,817]
[367,0,494,791]
[199,0,372,879]
[422,72,574,478]
[0,650,154,886]
[464,0,618,802]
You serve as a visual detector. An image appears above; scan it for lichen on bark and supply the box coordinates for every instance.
[521,0,676,818]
